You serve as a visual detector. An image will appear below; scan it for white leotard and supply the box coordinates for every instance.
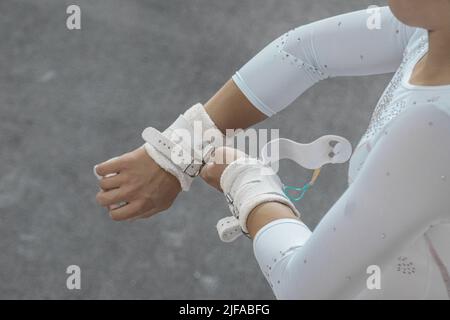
[231,6,450,299]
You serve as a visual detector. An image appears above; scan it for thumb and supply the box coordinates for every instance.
[199,162,214,181]
[200,162,224,191]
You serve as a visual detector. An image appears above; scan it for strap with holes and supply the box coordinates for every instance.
[141,103,229,190]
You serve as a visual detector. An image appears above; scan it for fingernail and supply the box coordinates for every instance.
[110,203,120,210]
[93,165,101,179]
[105,173,117,178]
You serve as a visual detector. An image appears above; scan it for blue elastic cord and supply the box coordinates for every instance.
[283,183,311,202]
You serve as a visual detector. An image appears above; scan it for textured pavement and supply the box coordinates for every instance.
[0,0,388,299]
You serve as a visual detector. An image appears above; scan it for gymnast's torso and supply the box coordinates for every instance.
[349,29,450,299]
[232,6,450,299]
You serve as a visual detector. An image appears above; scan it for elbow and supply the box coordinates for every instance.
[265,251,303,300]
[279,27,329,81]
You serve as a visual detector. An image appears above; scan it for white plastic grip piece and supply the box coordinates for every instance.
[260,135,353,170]
[216,216,242,242]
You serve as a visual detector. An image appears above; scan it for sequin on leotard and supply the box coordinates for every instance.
[361,36,428,141]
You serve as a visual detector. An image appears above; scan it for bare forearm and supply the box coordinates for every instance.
[246,202,298,239]
[204,79,267,133]
[203,80,295,238]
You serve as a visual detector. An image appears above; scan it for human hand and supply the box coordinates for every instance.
[199,146,247,192]
[95,146,181,221]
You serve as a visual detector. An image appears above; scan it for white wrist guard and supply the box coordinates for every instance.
[142,103,232,191]
[216,135,353,242]
[216,157,301,242]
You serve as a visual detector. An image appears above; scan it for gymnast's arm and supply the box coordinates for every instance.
[96,6,416,220]
[206,6,416,130]
[248,104,450,299]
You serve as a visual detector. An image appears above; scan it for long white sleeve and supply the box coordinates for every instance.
[253,103,450,299]
[232,6,416,116]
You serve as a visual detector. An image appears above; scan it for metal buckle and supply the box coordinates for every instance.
[183,145,215,178]
[225,193,234,205]
[242,230,252,239]
[182,160,203,178]
[225,193,239,218]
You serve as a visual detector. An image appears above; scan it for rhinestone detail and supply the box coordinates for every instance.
[361,37,428,142]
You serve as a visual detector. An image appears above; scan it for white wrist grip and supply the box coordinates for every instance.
[217,157,301,241]
[141,103,227,191]
[216,134,353,242]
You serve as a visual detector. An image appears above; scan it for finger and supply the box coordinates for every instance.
[95,156,122,177]
[96,187,130,207]
[199,163,223,191]
[133,207,160,221]
[109,201,129,210]
[199,163,213,181]
[98,173,125,191]
[109,200,148,221]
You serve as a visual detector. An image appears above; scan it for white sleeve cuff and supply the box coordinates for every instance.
[232,72,276,117]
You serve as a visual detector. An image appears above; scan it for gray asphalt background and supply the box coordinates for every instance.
[1,0,389,299]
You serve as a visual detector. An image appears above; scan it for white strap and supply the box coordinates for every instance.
[142,127,206,177]
[141,103,226,191]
